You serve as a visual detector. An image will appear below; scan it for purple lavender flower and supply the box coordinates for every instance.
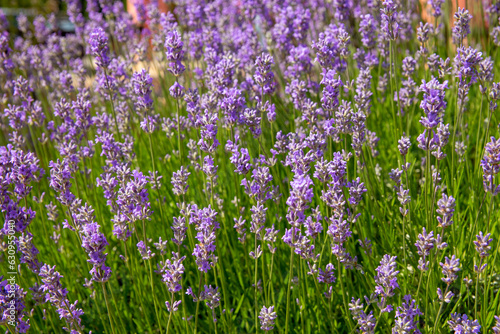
[473,231,493,273]
[448,313,481,333]
[417,78,449,151]
[321,69,343,117]
[317,263,336,284]
[481,137,500,195]
[137,240,155,260]
[312,24,349,72]
[131,69,154,113]
[493,316,500,334]
[374,254,399,313]
[440,255,460,285]
[1,277,30,333]
[81,210,112,282]
[452,8,472,45]
[254,53,276,96]
[39,264,84,333]
[259,305,277,331]
[190,205,219,273]
[418,78,448,131]
[347,177,367,206]
[227,139,252,175]
[392,295,422,333]
[165,29,185,77]
[89,27,110,68]
[171,166,190,197]
[398,136,411,156]
[415,228,435,271]
[198,111,219,154]
[436,193,456,228]
[159,252,186,312]
[380,0,400,40]
[350,298,377,333]
[430,0,445,17]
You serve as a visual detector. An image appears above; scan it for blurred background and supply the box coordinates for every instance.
[0,0,495,35]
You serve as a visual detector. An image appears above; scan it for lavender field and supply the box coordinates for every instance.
[1,0,500,333]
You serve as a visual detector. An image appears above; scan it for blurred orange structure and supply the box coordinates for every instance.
[421,0,491,28]
[126,0,169,24]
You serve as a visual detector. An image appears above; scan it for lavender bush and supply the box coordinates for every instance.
[1,1,500,333]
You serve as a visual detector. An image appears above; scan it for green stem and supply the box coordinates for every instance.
[102,282,117,334]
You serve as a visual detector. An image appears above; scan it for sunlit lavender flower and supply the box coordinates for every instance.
[131,69,154,113]
[39,264,84,333]
[259,305,277,331]
[0,278,30,333]
[417,78,448,150]
[137,240,155,260]
[473,231,493,273]
[254,53,276,96]
[493,316,500,333]
[159,252,186,312]
[374,254,399,313]
[415,228,435,271]
[440,255,460,285]
[392,295,422,333]
[398,136,411,156]
[481,137,500,195]
[165,29,185,76]
[448,313,480,333]
[380,0,399,40]
[350,298,377,333]
[321,69,342,117]
[171,166,190,197]
[436,193,455,228]
[81,216,112,282]
[191,205,219,272]
[317,263,336,284]
[429,0,445,17]
[89,27,110,68]
[452,8,472,45]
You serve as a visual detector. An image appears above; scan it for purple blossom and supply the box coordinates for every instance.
[254,53,276,96]
[165,29,185,76]
[436,193,456,228]
[392,295,422,334]
[89,27,110,68]
[374,254,399,313]
[415,228,435,271]
[39,264,84,333]
[190,205,219,273]
[1,277,30,333]
[380,0,400,40]
[131,69,154,113]
[440,255,460,285]
[259,305,277,331]
[137,240,155,260]
[80,208,112,282]
[452,8,472,45]
[481,137,500,195]
[171,166,190,197]
[448,313,481,333]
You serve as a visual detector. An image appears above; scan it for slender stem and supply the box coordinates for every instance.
[337,258,354,331]
[433,285,449,333]
[102,282,117,334]
[254,233,259,333]
[284,228,295,334]
[474,259,482,319]
[194,274,204,334]
[166,292,175,334]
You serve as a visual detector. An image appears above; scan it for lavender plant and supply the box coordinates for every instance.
[1,1,500,333]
